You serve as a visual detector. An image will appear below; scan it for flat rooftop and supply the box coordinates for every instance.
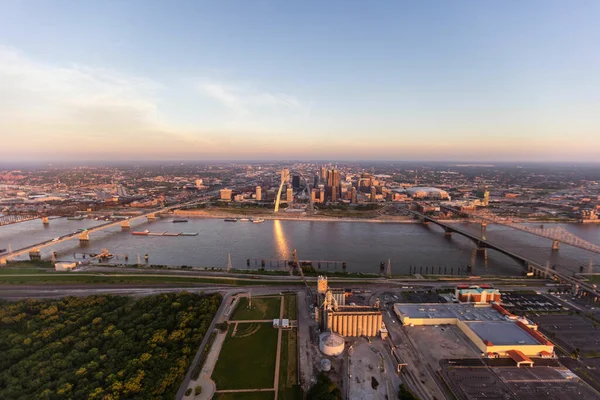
[465,321,539,345]
[394,303,505,322]
[394,303,546,347]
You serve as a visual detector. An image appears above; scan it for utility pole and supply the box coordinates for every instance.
[386,258,392,278]
[227,253,232,272]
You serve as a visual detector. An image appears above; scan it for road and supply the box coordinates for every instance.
[273,295,285,400]
[382,304,446,400]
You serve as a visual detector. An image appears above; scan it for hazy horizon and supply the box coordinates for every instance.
[1,1,599,162]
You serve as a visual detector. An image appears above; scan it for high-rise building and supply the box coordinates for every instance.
[351,187,357,203]
[286,187,293,202]
[371,186,377,202]
[220,188,232,201]
[327,169,340,188]
[326,169,341,202]
[313,174,320,188]
[319,184,325,203]
[311,188,317,203]
[292,175,301,189]
[255,186,262,201]
[320,166,327,182]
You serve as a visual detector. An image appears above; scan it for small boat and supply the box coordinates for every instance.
[180,232,199,236]
[173,219,188,223]
[252,218,265,224]
[132,230,149,236]
[67,215,84,220]
[163,232,180,236]
[239,218,250,222]
[148,232,166,236]
[224,218,237,222]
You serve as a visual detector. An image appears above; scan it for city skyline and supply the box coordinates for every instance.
[1,1,599,162]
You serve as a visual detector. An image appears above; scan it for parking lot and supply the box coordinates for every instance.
[531,314,600,357]
[400,290,446,303]
[501,292,565,313]
[440,363,600,400]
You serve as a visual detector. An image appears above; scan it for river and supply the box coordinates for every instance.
[1,216,600,276]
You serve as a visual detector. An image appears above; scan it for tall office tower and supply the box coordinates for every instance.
[371,186,377,202]
[483,190,490,206]
[292,175,301,189]
[326,169,341,201]
[319,184,325,203]
[327,169,340,188]
[313,174,320,188]
[351,187,357,203]
[287,187,293,202]
[320,166,327,182]
[331,189,338,202]
[255,186,262,201]
[311,188,317,203]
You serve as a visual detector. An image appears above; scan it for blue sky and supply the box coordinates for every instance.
[0,1,598,162]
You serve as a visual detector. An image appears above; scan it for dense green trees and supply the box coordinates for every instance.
[0,292,221,399]
[306,373,342,400]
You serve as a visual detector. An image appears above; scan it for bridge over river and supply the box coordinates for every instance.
[0,198,211,265]
[405,208,600,299]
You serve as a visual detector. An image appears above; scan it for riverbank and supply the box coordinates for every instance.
[171,209,580,225]
[173,209,422,223]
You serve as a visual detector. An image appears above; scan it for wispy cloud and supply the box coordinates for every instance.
[196,80,303,115]
[0,46,213,157]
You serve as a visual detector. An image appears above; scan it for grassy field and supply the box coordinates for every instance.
[211,322,278,390]
[283,294,297,320]
[278,329,302,400]
[585,275,600,283]
[214,392,275,400]
[0,273,305,286]
[231,297,282,320]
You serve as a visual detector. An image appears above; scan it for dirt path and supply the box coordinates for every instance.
[273,295,285,400]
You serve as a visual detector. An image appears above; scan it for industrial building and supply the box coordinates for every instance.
[455,285,501,304]
[323,307,383,337]
[393,302,554,358]
[317,276,383,337]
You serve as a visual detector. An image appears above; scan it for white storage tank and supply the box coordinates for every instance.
[319,332,345,356]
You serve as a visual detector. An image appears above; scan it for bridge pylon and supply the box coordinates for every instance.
[147,214,156,221]
[121,220,130,230]
[42,216,49,225]
[552,240,560,250]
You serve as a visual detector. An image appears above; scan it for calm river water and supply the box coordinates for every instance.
[1,217,600,276]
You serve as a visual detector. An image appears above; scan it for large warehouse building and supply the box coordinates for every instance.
[393,302,554,358]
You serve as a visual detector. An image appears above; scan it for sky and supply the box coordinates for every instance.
[0,1,599,162]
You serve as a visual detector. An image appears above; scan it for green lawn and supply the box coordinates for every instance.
[283,294,297,320]
[231,297,282,320]
[585,275,600,283]
[0,274,304,286]
[214,392,275,400]
[212,323,279,390]
[278,329,302,400]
